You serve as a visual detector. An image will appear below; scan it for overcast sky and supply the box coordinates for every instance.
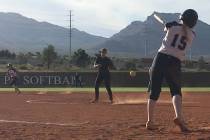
[0,0,209,37]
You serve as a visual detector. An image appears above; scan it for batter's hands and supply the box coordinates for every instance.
[94,64,102,68]
[97,64,102,68]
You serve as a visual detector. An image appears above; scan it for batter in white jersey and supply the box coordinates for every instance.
[159,21,195,61]
[146,9,198,132]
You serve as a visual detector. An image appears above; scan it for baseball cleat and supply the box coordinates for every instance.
[146,121,158,130]
[173,118,189,132]
[90,99,98,103]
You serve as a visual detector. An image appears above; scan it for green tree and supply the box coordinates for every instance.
[0,49,16,59]
[17,53,28,64]
[185,60,194,68]
[35,52,42,59]
[124,60,137,70]
[71,49,91,67]
[198,56,206,70]
[26,52,35,59]
[42,45,57,69]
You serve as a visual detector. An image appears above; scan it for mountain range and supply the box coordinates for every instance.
[0,12,106,54]
[93,12,210,58]
[0,12,210,58]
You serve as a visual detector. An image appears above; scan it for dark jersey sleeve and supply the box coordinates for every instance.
[108,59,115,69]
[94,56,100,65]
[165,21,180,29]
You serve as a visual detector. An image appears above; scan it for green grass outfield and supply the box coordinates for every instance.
[0,87,210,93]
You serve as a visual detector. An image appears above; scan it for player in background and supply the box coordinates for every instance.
[91,48,115,104]
[74,72,82,88]
[6,63,21,94]
[146,9,198,132]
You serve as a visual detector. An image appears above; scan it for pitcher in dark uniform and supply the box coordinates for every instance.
[91,48,114,104]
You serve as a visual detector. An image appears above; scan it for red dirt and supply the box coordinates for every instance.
[0,91,209,140]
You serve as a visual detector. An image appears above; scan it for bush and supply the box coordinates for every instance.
[19,65,28,70]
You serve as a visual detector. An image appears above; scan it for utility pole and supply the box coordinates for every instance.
[189,48,192,61]
[144,23,147,57]
[69,10,72,59]
[145,39,148,57]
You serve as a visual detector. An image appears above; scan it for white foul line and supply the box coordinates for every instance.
[113,100,200,105]
[0,119,89,127]
[26,100,79,105]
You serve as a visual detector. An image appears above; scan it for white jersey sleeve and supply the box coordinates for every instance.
[158,21,195,61]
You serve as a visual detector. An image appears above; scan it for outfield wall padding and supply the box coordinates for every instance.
[0,72,210,87]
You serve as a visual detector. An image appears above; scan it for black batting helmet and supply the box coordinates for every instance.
[101,48,107,52]
[180,9,198,28]
[7,63,12,67]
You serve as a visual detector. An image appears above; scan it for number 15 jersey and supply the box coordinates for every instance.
[158,21,195,61]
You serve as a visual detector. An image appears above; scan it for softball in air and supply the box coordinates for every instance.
[130,71,136,77]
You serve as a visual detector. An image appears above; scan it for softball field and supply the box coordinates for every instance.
[0,88,209,140]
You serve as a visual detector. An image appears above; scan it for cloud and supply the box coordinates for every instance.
[50,0,210,36]
[0,0,209,37]
[49,0,155,36]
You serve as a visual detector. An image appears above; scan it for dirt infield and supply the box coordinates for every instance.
[0,91,210,140]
